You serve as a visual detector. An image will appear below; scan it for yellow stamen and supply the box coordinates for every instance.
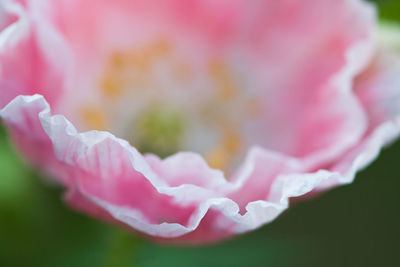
[129,51,152,72]
[81,107,108,130]
[206,146,231,170]
[146,39,172,57]
[224,130,242,153]
[129,39,172,73]
[100,72,123,97]
[208,59,237,101]
[206,130,242,170]
[109,51,126,69]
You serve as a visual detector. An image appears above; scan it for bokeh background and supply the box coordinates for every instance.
[1,0,400,266]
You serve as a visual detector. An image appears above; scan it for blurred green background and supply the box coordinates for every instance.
[1,1,400,266]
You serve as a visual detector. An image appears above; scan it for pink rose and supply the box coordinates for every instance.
[1,0,399,244]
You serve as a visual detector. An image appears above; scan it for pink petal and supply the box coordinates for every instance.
[65,0,372,172]
[1,0,400,245]
[0,0,70,109]
[330,49,400,185]
[0,95,312,242]
[54,0,376,163]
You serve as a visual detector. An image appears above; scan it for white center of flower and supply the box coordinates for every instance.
[80,39,263,171]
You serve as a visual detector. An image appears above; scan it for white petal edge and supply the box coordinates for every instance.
[2,93,399,238]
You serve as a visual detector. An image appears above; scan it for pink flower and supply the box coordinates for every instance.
[1,0,399,243]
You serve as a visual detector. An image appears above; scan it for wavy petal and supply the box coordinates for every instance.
[0,95,329,243]
[0,0,70,109]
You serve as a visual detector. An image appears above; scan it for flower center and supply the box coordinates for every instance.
[80,39,263,171]
[132,106,186,158]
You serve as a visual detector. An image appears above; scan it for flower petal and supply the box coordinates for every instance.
[0,95,325,243]
[1,0,399,245]
[0,0,70,110]
[45,0,376,166]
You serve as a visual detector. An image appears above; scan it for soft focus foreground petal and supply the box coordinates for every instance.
[0,95,68,183]
[0,95,324,243]
[0,0,70,110]
[5,92,395,243]
[0,95,198,238]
